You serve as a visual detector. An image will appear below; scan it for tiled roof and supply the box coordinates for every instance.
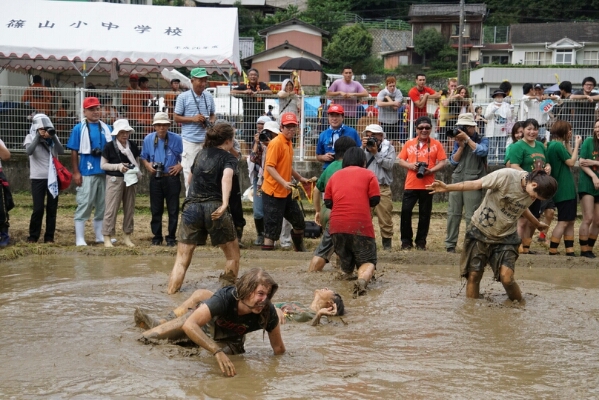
[409,3,487,17]
[510,22,599,44]
[258,18,329,36]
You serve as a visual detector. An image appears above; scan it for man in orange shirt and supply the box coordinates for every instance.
[398,116,447,250]
[21,75,52,115]
[122,74,152,126]
[261,112,311,252]
[164,78,182,119]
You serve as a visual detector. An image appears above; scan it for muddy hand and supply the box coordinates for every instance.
[211,205,227,220]
[320,303,337,316]
[215,352,236,377]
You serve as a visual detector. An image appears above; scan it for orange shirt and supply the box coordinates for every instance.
[122,87,152,123]
[398,137,447,189]
[262,133,293,198]
[21,83,52,115]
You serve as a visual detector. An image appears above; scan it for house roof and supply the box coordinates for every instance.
[408,3,487,17]
[510,22,599,44]
[258,18,329,37]
[242,41,327,63]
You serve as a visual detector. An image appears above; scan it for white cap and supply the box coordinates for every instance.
[112,119,134,135]
[363,124,385,138]
[263,121,280,134]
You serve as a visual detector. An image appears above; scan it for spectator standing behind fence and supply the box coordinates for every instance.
[519,83,551,140]
[438,78,460,141]
[231,68,272,142]
[445,113,488,253]
[545,120,581,256]
[376,76,403,143]
[507,118,551,254]
[315,104,361,170]
[361,124,395,250]
[24,114,64,244]
[571,77,599,140]
[67,96,112,246]
[484,89,512,164]
[174,68,216,195]
[140,112,183,247]
[100,119,140,248]
[21,75,52,115]
[407,74,441,123]
[277,79,300,122]
[474,106,487,136]
[122,75,152,127]
[398,116,448,250]
[326,65,369,127]
[552,81,575,126]
[577,119,599,258]
[164,79,182,119]
[0,139,11,247]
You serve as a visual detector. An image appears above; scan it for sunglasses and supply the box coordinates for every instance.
[417,126,432,130]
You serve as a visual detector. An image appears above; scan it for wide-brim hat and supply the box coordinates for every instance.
[112,119,134,135]
[256,116,271,124]
[491,89,506,98]
[263,121,280,134]
[456,113,477,126]
[190,68,209,79]
[363,124,384,134]
[152,112,171,125]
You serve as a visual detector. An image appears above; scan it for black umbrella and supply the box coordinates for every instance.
[278,57,322,72]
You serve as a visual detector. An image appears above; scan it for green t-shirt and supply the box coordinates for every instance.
[578,137,599,196]
[504,142,516,164]
[546,140,575,203]
[316,160,343,228]
[508,140,546,172]
[274,301,315,323]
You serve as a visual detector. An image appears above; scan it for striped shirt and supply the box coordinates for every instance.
[174,89,216,143]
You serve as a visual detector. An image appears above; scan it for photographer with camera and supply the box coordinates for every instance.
[362,124,396,250]
[444,113,489,253]
[174,68,216,194]
[66,96,113,246]
[141,112,183,247]
[100,119,141,248]
[398,116,447,250]
[24,114,65,244]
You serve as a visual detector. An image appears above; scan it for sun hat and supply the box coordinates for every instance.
[152,112,171,125]
[456,113,477,126]
[190,68,209,79]
[83,97,101,109]
[112,119,134,135]
[256,116,271,124]
[280,112,298,126]
[363,124,384,134]
[327,104,344,115]
[263,121,280,134]
[491,89,506,98]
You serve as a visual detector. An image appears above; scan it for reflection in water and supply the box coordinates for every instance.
[0,255,598,398]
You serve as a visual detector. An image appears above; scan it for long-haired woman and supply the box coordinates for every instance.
[578,119,599,258]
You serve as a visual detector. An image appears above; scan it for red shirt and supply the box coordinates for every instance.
[408,86,436,120]
[324,166,380,238]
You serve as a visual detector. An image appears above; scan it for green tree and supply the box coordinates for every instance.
[302,0,351,36]
[324,24,373,72]
[413,28,445,66]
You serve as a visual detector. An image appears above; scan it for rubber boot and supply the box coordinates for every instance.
[123,234,135,248]
[382,237,392,251]
[253,218,265,246]
[104,236,114,248]
[93,219,104,243]
[236,226,245,249]
[291,231,306,252]
[75,220,87,246]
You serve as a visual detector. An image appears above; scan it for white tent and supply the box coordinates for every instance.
[0,0,241,80]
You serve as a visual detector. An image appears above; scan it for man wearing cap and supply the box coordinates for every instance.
[362,124,396,250]
[326,65,369,127]
[140,112,183,246]
[398,116,447,250]
[484,89,512,164]
[519,83,550,139]
[407,74,440,122]
[231,68,272,143]
[315,104,361,170]
[444,113,489,253]
[174,67,216,193]
[66,96,113,246]
[261,112,311,251]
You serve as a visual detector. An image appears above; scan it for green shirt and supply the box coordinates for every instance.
[546,140,575,203]
[274,302,315,323]
[578,137,599,196]
[316,160,343,228]
[508,140,546,172]
[504,142,516,164]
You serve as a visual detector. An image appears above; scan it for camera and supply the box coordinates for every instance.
[366,137,378,148]
[447,125,467,138]
[91,148,102,157]
[152,162,165,179]
[44,127,56,136]
[415,162,428,179]
[259,132,270,142]
[124,163,135,170]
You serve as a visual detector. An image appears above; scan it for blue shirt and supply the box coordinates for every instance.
[316,125,361,169]
[174,89,215,143]
[66,121,112,176]
[140,131,183,170]
[449,135,489,166]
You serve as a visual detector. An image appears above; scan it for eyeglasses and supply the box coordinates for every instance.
[417,126,432,130]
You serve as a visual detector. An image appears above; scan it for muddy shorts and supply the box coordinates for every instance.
[262,193,305,240]
[331,233,377,274]
[313,226,335,262]
[460,226,520,281]
[178,201,236,246]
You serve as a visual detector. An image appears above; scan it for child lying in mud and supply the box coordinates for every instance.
[426,167,557,302]
[134,268,344,376]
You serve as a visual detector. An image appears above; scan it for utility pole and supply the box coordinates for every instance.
[457,0,465,85]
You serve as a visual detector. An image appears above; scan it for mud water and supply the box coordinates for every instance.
[1,253,599,398]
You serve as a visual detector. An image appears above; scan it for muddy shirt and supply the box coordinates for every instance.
[188,147,238,202]
[471,169,533,241]
[203,286,278,342]
[274,302,315,323]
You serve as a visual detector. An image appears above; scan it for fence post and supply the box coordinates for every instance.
[78,87,85,121]
[299,93,305,161]
[408,98,414,139]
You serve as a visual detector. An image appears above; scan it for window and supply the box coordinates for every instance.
[583,51,599,65]
[421,24,441,33]
[555,49,573,65]
[524,51,551,65]
[269,72,290,83]
[482,55,509,65]
[451,23,470,37]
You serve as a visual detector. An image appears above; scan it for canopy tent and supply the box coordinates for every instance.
[0,0,241,83]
